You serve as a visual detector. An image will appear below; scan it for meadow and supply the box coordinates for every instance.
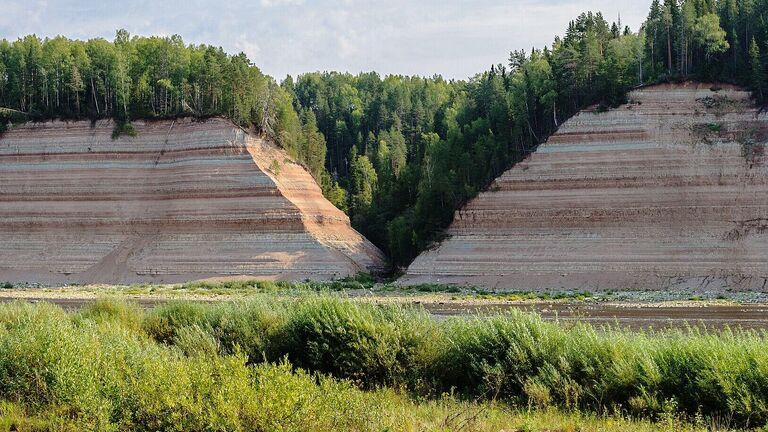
[0,294,767,431]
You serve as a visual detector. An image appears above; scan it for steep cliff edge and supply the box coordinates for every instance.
[403,83,768,291]
[0,118,384,284]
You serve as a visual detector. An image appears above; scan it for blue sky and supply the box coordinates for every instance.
[0,0,649,80]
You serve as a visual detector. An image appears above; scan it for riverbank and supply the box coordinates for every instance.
[2,280,768,331]
[1,295,767,430]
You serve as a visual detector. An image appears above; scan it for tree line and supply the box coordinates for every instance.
[1,0,767,268]
[0,31,311,154]
[644,0,768,102]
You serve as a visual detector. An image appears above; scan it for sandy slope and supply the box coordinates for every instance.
[0,118,384,284]
[403,83,768,291]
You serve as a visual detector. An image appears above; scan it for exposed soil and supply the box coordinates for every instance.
[0,118,384,284]
[403,83,768,291]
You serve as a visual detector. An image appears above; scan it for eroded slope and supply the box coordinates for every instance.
[0,118,384,284]
[404,83,768,291]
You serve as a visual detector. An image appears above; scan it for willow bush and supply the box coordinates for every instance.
[0,297,766,429]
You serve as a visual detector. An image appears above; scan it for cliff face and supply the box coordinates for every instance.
[0,118,384,284]
[404,83,768,291]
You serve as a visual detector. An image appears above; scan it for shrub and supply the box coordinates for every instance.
[269,158,282,175]
[438,312,768,425]
[111,120,137,139]
[275,297,440,388]
[246,361,383,431]
[196,300,286,362]
[706,122,723,132]
[7,295,766,427]
[171,324,221,358]
[0,301,397,431]
[136,295,768,425]
[142,301,207,343]
[75,297,144,333]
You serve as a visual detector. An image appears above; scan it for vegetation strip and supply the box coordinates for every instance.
[0,295,767,429]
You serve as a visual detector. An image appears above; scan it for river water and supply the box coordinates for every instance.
[420,301,768,331]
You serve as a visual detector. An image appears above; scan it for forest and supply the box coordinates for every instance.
[1,0,767,267]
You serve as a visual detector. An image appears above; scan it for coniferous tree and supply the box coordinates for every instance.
[348,149,377,225]
[749,38,766,101]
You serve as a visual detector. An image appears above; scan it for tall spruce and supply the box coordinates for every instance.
[750,38,766,101]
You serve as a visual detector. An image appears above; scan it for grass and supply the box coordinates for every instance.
[0,297,728,431]
[20,277,601,304]
[141,296,768,428]
[706,122,723,132]
[0,296,766,430]
[15,275,768,304]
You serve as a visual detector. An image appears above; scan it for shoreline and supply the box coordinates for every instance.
[2,285,768,331]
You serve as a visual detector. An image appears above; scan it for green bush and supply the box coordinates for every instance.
[137,296,768,425]
[192,300,286,362]
[0,301,397,431]
[275,297,440,388]
[142,301,207,343]
[435,313,768,425]
[111,120,137,140]
[706,122,723,132]
[144,299,286,362]
[75,297,144,333]
[3,297,767,428]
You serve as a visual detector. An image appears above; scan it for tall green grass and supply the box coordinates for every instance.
[0,296,766,430]
[0,301,392,430]
[141,295,768,427]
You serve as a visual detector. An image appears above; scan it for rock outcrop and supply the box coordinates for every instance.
[403,83,768,291]
[0,118,384,284]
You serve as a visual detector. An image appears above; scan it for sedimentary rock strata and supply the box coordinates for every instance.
[0,118,384,284]
[404,83,768,291]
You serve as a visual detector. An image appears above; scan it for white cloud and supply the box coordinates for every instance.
[233,33,261,62]
[260,0,303,7]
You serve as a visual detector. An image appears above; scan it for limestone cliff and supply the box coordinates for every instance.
[403,83,768,291]
[0,118,384,284]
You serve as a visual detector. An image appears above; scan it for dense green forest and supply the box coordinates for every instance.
[1,0,767,267]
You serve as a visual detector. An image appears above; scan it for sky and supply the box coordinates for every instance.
[0,0,649,81]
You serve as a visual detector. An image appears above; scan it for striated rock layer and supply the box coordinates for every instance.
[404,83,768,291]
[0,118,384,284]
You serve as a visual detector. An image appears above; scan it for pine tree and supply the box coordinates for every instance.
[348,149,377,223]
[749,38,765,101]
[300,109,327,182]
[645,0,665,79]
